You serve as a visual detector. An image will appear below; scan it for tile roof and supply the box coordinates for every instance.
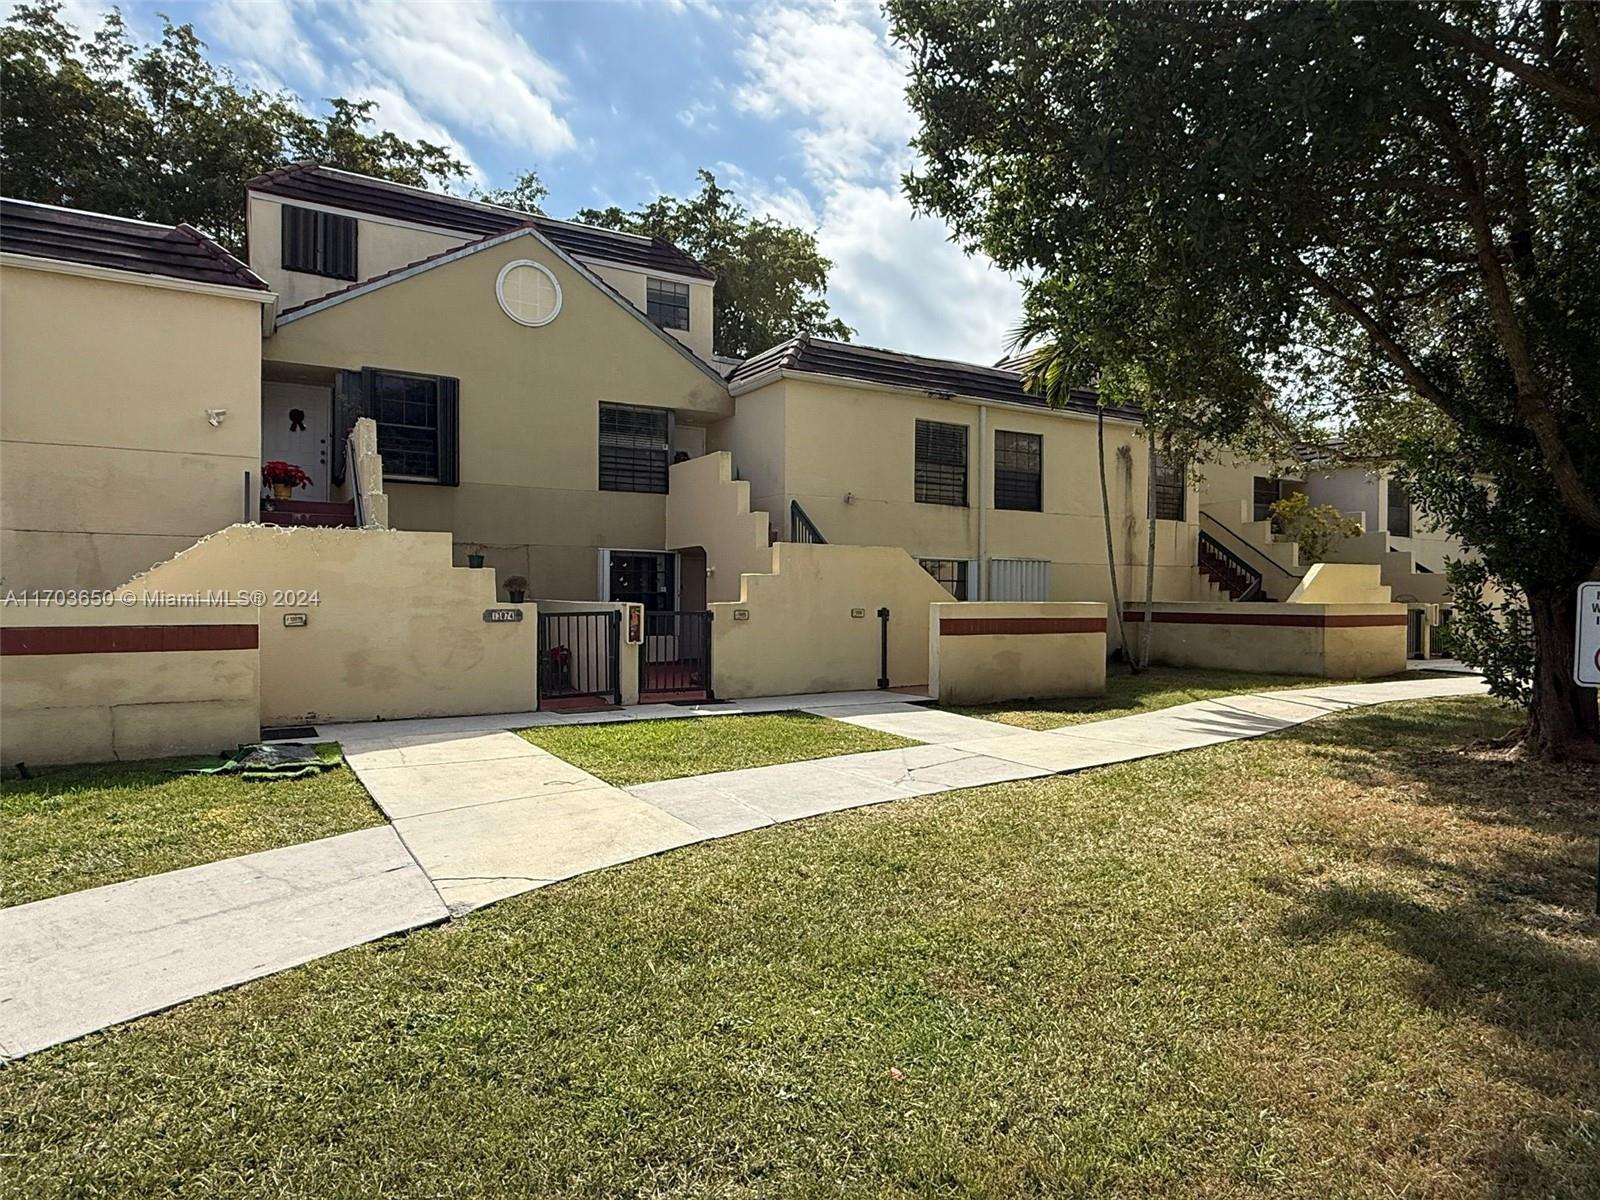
[1,197,268,291]
[728,336,1137,420]
[248,163,715,281]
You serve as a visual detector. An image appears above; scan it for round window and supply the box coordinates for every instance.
[495,260,562,326]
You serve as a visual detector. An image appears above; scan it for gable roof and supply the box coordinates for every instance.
[1,197,268,293]
[272,223,729,389]
[727,336,1138,421]
[248,163,715,281]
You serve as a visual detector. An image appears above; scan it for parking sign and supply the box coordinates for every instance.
[1578,582,1600,686]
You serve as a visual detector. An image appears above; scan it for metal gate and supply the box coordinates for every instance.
[538,610,621,706]
[640,610,713,701]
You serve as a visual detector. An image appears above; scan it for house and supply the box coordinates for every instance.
[1198,453,1468,654]
[0,164,1419,760]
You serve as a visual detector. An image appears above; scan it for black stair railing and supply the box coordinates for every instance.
[1197,530,1264,602]
[789,500,827,544]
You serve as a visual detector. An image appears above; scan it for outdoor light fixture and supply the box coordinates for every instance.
[206,408,228,426]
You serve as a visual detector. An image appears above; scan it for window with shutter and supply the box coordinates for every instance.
[347,368,459,486]
[599,403,671,493]
[915,419,968,506]
[918,558,970,599]
[281,205,357,280]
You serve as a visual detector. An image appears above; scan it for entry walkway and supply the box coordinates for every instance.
[0,674,1486,1059]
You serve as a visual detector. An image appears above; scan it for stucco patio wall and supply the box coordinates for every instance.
[1121,602,1408,678]
[709,542,952,698]
[0,600,260,766]
[117,525,536,725]
[928,602,1107,705]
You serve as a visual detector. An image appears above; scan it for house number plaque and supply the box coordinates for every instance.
[483,608,524,623]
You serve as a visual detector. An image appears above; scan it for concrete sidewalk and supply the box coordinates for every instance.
[0,827,447,1060]
[1,672,1487,1059]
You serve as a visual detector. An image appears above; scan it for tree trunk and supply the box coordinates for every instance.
[1523,585,1600,761]
[1141,435,1158,670]
[1099,410,1130,664]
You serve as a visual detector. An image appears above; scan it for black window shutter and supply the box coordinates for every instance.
[330,369,372,487]
[436,377,460,486]
[282,206,318,273]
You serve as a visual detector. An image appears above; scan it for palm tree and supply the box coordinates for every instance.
[1010,331,1135,669]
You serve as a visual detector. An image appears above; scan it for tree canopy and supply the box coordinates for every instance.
[0,1,467,250]
[889,0,1599,758]
[577,170,853,359]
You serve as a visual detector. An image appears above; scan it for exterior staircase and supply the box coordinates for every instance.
[261,498,358,528]
[1318,522,1453,606]
[1197,501,1305,601]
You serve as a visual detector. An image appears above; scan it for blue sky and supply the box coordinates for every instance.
[40,0,1024,362]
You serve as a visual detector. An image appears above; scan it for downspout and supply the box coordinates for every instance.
[977,403,989,599]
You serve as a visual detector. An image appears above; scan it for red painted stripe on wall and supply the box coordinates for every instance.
[0,624,259,655]
[940,617,1107,637]
[1120,611,1407,629]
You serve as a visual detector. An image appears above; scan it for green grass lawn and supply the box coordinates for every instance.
[0,745,384,908]
[950,665,1405,730]
[519,711,917,785]
[5,695,1596,1198]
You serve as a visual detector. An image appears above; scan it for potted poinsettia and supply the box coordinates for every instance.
[262,460,313,501]
[504,575,529,603]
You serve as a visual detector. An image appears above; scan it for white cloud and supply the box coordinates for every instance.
[731,0,1021,363]
[204,0,574,165]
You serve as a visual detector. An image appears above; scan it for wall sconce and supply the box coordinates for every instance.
[206,408,228,426]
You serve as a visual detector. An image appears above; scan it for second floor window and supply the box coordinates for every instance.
[1151,452,1186,521]
[599,403,670,493]
[647,278,691,330]
[282,205,357,280]
[915,419,968,506]
[994,430,1042,511]
[1387,479,1412,537]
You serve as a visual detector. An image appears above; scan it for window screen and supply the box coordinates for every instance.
[1387,479,1412,537]
[994,430,1042,511]
[600,403,670,493]
[281,205,357,280]
[1151,452,1186,521]
[918,558,970,600]
[915,419,968,506]
[646,279,691,330]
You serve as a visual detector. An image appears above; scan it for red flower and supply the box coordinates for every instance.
[262,460,314,488]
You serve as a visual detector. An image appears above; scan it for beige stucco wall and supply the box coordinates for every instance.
[709,542,952,698]
[117,525,536,725]
[665,451,776,603]
[248,194,717,360]
[0,601,260,765]
[1286,563,1391,605]
[0,264,265,591]
[928,602,1107,705]
[1124,602,1407,678]
[263,229,731,602]
[714,378,1208,609]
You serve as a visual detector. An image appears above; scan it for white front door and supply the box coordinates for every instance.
[262,383,332,501]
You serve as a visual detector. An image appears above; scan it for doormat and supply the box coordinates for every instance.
[261,725,318,740]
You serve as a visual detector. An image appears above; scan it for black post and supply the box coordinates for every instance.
[877,606,890,689]
[704,610,716,700]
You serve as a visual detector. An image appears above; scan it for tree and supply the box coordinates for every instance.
[1,2,466,251]
[1269,492,1365,563]
[888,0,1600,760]
[576,170,853,358]
[473,170,548,215]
